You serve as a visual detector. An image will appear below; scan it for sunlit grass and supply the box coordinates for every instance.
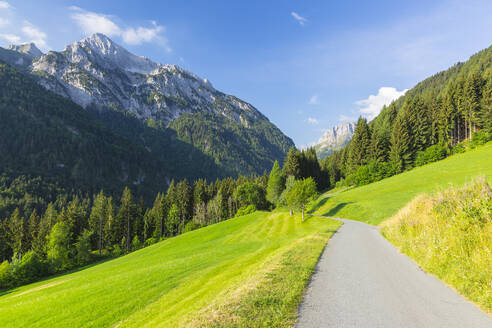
[311,142,492,225]
[0,211,341,327]
[380,178,491,313]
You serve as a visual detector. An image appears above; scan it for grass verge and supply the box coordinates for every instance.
[380,178,491,313]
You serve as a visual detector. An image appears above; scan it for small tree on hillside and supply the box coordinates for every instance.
[286,178,318,221]
[47,221,71,271]
[234,182,266,210]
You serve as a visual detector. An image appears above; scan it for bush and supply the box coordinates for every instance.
[415,144,448,167]
[470,130,491,148]
[144,237,158,247]
[14,251,49,285]
[0,260,12,289]
[0,252,50,289]
[451,143,466,154]
[112,244,123,256]
[235,205,257,217]
[182,221,203,233]
[346,161,393,186]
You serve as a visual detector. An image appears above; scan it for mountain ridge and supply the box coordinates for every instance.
[0,34,294,179]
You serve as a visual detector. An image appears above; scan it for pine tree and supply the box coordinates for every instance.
[26,209,40,252]
[7,208,25,258]
[348,117,371,172]
[464,71,483,134]
[176,179,193,233]
[390,111,414,172]
[89,191,107,255]
[266,161,285,206]
[282,147,301,178]
[409,95,430,152]
[118,187,135,253]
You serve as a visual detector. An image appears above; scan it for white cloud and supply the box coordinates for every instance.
[339,114,356,122]
[122,22,163,45]
[356,87,407,120]
[308,94,319,105]
[70,7,167,48]
[0,33,20,43]
[291,12,307,26]
[21,23,48,50]
[0,1,10,9]
[306,117,319,125]
[71,10,121,37]
[0,17,8,26]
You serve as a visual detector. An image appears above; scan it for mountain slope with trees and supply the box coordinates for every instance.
[0,34,295,177]
[322,45,492,186]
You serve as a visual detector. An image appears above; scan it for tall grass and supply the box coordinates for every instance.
[380,178,492,313]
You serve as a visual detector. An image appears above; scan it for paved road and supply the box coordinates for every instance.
[296,218,492,328]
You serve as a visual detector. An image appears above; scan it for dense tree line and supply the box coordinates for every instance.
[321,46,492,187]
[0,146,324,290]
[0,172,273,289]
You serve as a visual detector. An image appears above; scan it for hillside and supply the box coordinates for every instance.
[0,61,185,203]
[0,211,341,328]
[311,143,492,224]
[0,34,294,177]
[322,45,492,187]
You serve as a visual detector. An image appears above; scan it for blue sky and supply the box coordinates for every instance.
[1,1,492,147]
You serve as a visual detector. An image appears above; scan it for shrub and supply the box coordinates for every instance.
[235,205,257,217]
[0,260,12,289]
[182,221,203,233]
[112,244,123,257]
[470,130,491,148]
[451,143,466,154]
[415,144,448,167]
[144,237,158,247]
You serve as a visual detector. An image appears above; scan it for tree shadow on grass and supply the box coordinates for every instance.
[325,202,352,216]
[308,197,329,214]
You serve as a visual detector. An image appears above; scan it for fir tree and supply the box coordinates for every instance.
[348,117,371,172]
[283,147,301,178]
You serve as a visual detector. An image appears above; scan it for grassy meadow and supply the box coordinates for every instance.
[310,142,492,225]
[380,178,491,313]
[0,211,341,328]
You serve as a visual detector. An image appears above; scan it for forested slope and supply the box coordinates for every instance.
[323,45,492,186]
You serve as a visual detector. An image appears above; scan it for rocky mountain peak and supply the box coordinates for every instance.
[64,33,159,74]
[7,42,43,59]
[315,121,356,159]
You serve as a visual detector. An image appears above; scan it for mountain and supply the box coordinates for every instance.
[315,122,356,159]
[1,33,294,177]
[7,43,43,59]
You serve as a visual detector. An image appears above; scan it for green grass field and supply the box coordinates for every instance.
[0,211,340,328]
[311,143,492,224]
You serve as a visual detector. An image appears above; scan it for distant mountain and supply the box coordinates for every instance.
[7,43,43,59]
[1,33,294,177]
[315,122,356,159]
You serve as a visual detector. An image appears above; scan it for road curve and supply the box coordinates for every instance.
[296,218,492,328]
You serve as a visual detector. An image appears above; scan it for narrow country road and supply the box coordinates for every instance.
[296,218,492,328]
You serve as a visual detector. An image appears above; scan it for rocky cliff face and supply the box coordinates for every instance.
[7,43,43,59]
[18,33,264,127]
[2,33,294,176]
[315,121,356,159]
